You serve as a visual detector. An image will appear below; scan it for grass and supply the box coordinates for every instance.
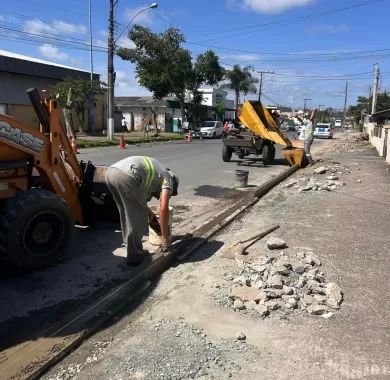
[76,133,185,148]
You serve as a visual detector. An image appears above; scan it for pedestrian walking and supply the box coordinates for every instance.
[105,156,179,266]
[121,117,128,133]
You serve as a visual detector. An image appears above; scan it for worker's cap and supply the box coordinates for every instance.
[167,169,179,196]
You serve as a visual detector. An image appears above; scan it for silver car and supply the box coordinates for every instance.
[200,121,224,138]
[314,123,333,139]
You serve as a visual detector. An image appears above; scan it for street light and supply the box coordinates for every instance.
[115,3,158,43]
[107,2,158,141]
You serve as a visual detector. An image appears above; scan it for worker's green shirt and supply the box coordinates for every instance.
[111,156,173,198]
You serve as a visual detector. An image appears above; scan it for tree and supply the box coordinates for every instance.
[117,26,224,123]
[118,26,191,123]
[50,77,106,135]
[349,91,390,122]
[219,65,258,110]
[215,102,226,120]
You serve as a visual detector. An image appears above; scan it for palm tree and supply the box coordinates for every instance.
[220,65,259,109]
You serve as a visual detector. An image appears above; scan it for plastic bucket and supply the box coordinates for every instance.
[148,206,173,246]
[235,169,249,188]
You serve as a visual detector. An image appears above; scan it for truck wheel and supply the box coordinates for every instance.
[262,144,275,165]
[222,145,233,162]
[0,189,74,272]
[238,149,245,159]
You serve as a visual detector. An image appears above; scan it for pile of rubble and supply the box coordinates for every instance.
[282,164,349,192]
[330,131,368,153]
[227,237,343,319]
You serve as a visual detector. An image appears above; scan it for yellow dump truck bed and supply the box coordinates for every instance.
[238,100,306,167]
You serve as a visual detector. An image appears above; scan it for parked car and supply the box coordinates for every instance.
[200,121,224,138]
[287,125,297,131]
[335,119,342,128]
[314,123,333,139]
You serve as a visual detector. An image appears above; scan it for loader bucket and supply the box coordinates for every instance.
[283,148,306,167]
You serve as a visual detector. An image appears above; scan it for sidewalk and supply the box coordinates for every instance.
[44,133,390,380]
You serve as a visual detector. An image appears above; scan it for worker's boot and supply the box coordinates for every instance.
[306,154,314,166]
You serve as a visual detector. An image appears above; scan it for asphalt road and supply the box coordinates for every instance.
[79,132,297,202]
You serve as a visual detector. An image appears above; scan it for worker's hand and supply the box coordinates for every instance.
[160,237,171,252]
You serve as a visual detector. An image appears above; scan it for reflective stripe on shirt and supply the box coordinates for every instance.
[141,156,156,190]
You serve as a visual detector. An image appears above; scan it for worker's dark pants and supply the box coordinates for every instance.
[304,138,314,164]
[105,167,148,261]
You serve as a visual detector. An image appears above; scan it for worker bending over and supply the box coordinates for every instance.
[105,156,179,266]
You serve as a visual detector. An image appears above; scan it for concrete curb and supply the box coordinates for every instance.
[5,164,300,380]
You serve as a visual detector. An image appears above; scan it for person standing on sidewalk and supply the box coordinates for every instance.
[121,117,128,133]
[105,156,179,266]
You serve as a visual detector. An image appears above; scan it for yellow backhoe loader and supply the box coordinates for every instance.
[0,88,116,272]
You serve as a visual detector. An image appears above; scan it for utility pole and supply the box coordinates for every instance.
[303,98,312,112]
[371,63,380,115]
[88,0,95,134]
[257,70,274,101]
[107,0,115,141]
[318,104,325,122]
[342,81,348,131]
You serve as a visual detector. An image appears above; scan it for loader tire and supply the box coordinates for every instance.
[0,189,74,272]
[262,144,275,165]
[222,145,233,162]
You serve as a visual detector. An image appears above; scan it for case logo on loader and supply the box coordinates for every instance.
[0,121,44,153]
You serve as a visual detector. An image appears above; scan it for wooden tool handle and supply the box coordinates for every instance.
[239,224,280,246]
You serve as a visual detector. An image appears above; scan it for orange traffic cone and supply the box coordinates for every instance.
[118,134,126,149]
[71,135,78,154]
[187,131,193,143]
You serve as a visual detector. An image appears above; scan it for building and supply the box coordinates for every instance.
[365,109,390,164]
[0,50,104,131]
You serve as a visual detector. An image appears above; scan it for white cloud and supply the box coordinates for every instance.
[115,69,151,96]
[227,0,315,14]
[116,36,135,49]
[306,23,349,34]
[123,6,155,26]
[222,53,262,62]
[39,44,69,61]
[25,19,87,35]
[0,15,5,21]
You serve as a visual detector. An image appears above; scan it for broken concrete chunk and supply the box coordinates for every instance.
[244,300,257,311]
[282,286,294,295]
[282,179,298,188]
[233,299,245,310]
[314,294,327,305]
[269,274,283,289]
[264,299,281,311]
[267,237,287,250]
[314,166,327,174]
[303,294,314,305]
[231,286,266,302]
[307,304,327,315]
[293,264,306,274]
[236,332,246,341]
[326,282,343,309]
[305,252,321,266]
[327,175,339,180]
[254,305,269,318]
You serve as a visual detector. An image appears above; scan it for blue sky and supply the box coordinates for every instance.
[1,0,389,109]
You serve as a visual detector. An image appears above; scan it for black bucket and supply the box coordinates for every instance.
[235,169,249,188]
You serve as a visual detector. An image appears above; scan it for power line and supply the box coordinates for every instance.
[189,0,384,43]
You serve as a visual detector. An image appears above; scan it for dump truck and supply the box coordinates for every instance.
[0,88,117,272]
[222,100,306,167]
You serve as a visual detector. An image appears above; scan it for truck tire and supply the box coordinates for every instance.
[262,144,275,165]
[222,145,233,162]
[0,189,74,272]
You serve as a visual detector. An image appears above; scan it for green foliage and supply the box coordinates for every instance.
[117,26,224,121]
[50,77,106,110]
[50,77,106,131]
[220,64,258,108]
[349,91,390,122]
[117,26,191,112]
[215,102,226,120]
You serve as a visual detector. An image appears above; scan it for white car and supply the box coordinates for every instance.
[314,123,333,139]
[200,121,224,138]
[335,119,342,128]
